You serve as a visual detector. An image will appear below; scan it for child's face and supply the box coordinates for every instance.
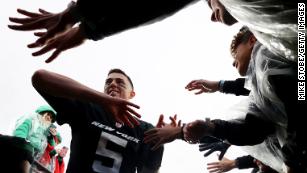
[41,112,53,126]
[232,41,253,76]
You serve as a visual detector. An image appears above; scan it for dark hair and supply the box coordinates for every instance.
[39,111,56,122]
[230,26,253,57]
[108,68,134,89]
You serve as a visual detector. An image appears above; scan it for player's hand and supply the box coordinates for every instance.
[156,114,181,128]
[106,96,141,128]
[144,126,182,150]
[185,79,219,95]
[30,26,86,63]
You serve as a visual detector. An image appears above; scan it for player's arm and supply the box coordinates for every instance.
[32,69,140,126]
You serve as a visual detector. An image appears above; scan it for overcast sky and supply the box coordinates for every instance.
[1,0,252,172]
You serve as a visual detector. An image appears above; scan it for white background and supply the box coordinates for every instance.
[0,0,252,172]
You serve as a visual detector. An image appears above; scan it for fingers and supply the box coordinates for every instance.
[125,111,140,126]
[207,162,219,166]
[36,25,66,45]
[178,120,182,127]
[28,41,43,48]
[199,143,212,151]
[218,151,226,160]
[8,18,46,31]
[143,130,158,143]
[32,41,55,56]
[39,8,52,15]
[207,167,220,173]
[126,106,141,118]
[185,80,198,89]
[169,116,176,126]
[204,148,215,157]
[195,90,204,95]
[34,32,46,37]
[17,8,42,17]
[9,17,37,24]
[156,114,164,128]
[45,49,61,63]
[121,114,134,128]
[201,84,212,92]
[125,100,140,110]
[151,140,163,150]
[185,80,195,89]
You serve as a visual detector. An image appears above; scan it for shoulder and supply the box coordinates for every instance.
[137,119,155,131]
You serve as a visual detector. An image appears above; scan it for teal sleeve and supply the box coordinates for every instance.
[56,132,62,144]
[13,119,32,139]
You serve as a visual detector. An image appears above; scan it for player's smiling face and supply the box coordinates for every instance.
[104,73,135,100]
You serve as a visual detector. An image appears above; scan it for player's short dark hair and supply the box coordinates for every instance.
[108,69,134,89]
[230,26,253,57]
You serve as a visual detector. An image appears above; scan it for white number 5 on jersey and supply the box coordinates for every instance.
[93,131,128,173]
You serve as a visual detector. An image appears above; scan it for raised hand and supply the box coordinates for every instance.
[106,96,141,128]
[185,79,219,95]
[144,114,182,150]
[156,114,181,128]
[144,125,182,150]
[8,4,78,47]
[31,27,86,63]
[199,136,230,160]
[207,157,236,173]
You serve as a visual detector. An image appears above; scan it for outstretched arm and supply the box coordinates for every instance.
[9,0,198,62]
[184,115,275,146]
[32,69,141,127]
[185,78,249,96]
[75,0,199,40]
[144,114,183,150]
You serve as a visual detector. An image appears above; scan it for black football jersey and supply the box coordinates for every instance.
[39,91,163,173]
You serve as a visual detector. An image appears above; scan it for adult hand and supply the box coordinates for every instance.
[106,96,141,128]
[30,26,86,63]
[199,140,230,160]
[185,79,219,95]
[144,126,182,150]
[183,119,214,143]
[8,4,78,47]
[156,114,181,128]
[207,157,236,173]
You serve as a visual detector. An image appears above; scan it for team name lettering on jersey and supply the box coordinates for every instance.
[91,121,140,143]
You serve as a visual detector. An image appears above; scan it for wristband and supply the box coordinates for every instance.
[181,124,186,141]
[218,80,225,93]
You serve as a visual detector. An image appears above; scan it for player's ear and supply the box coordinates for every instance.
[129,91,135,99]
[248,35,257,47]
